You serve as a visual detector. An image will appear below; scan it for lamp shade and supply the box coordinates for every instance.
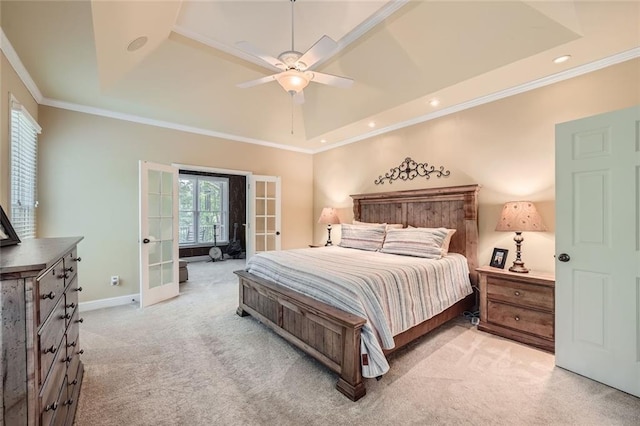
[276,70,310,94]
[495,201,547,232]
[318,207,340,225]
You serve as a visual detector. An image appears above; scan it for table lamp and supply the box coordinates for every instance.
[495,201,547,273]
[318,207,340,246]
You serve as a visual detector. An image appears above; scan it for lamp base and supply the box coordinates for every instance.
[509,232,529,273]
[508,260,529,273]
[325,225,333,246]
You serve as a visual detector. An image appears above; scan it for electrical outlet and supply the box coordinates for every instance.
[110,275,119,286]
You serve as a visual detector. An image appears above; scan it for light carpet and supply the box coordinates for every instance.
[75,260,640,425]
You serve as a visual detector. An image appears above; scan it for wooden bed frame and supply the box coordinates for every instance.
[235,184,480,401]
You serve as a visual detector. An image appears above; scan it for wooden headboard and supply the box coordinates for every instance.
[351,184,480,285]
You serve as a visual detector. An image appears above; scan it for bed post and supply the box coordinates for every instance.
[236,276,249,317]
[336,325,366,401]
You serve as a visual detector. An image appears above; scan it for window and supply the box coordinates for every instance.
[179,174,229,245]
[10,96,41,240]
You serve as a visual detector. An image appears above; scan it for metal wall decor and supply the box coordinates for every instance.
[374,157,450,185]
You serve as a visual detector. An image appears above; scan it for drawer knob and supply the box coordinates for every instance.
[78,349,85,355]
[73,256,82,262]
[69,379,78,386]
[63,398,74,406]
[68,341,77,348]
[43,345,57,354]
[65,266,74,273]
[61,313,71,320]
[76,318,84,324]
[57,273,69,279]
[41,291,56,300]
[66,302,76,309]
[74,286,83,292]
[63,356,73,363]
[514,291,521,296]
[514,315,520,321]
[44,402,58,412]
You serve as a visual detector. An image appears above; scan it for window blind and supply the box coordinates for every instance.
[10,97,41,240]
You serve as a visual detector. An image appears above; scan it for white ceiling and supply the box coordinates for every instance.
[1,1,639,153]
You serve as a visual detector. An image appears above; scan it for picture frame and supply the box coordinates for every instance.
[0,205,21,247]
[489,247,508,269]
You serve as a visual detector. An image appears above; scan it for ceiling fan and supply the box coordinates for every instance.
[235,0,354,104]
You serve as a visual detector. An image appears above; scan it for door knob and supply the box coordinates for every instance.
[275,231,281,236]
[143,238,150,244]
[558,253,570,262]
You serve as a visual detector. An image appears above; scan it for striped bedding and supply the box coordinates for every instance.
[245,246,473,378]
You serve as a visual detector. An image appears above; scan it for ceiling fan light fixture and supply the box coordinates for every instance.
[276,70,310,93]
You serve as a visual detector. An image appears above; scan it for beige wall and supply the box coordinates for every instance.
[37,107,313,302]
[1,50,39,207]
[313,59,640,274]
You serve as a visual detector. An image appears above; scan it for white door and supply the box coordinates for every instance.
[555,105,640,397]
[246,175,281,259]
[139,161,179,308]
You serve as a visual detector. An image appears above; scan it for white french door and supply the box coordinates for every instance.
[139,161,179,308]
[555,105,640,397]
[246,175,281,259]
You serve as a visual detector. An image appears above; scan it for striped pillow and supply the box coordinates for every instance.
[353,220,404,232]
[380,227,449,259]
[339,223,386,251]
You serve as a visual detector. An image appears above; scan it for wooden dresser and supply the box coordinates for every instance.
[477,265,555,353]
[1,237,84,425]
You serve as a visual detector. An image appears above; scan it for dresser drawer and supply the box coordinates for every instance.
[37,260,66,326]
[65,363,83,426]
[40,359,67,426]
[487,301,554,340]
[487,277,553,311]
[62,248,79,286]
[38,297,67,385]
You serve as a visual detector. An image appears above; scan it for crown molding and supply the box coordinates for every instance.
[0,27,43,103]
[313,46,640,154]
[3,23,638,156]
[40,97,313,154]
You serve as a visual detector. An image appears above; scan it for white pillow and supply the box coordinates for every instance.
[339,223,386,251]
[380,227,449,259]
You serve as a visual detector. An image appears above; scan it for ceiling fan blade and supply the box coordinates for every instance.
[298,35,338,69]
[236,74,278,89]
[236,41,286,70]
[310,71,354,89]
[293,90,305,105]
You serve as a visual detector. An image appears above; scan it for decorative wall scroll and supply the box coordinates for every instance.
[374,157,450,185]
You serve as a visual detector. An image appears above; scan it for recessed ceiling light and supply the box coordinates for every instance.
[320,139,327,144]
[553,55,571,64]
[127,36,148,52]
[429,98,440,107]
[368,121,376,128]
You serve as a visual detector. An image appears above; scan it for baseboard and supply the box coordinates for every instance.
[79,293,139,312]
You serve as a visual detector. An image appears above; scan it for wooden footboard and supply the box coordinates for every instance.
[235,270,474,401]
[235,270,368,401]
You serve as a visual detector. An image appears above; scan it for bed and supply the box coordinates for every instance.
[235,184,480,401]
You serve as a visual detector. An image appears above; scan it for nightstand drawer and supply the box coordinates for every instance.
[487,277,553,311]
[487,301,554,340]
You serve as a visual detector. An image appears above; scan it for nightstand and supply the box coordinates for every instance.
[476,265,555,353]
